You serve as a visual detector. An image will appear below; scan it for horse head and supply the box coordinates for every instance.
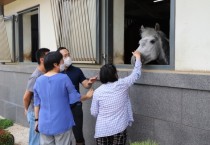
[131,23,169,65]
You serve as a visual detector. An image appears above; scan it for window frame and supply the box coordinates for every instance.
[17,5,40,62]
[106,0,175,70]
[3,15,16,62]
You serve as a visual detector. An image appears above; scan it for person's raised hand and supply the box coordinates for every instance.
[88,76,98,85]
[132,51,141,59]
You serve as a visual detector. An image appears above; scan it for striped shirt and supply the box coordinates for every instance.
[91,59,142,138]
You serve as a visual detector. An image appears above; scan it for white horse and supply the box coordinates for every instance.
[131,23,169,65]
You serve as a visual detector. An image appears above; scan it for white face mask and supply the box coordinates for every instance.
[64,57,72,67]
[59,63,65,72]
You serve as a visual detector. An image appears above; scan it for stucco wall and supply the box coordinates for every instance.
[4,0,57,50]
[176,0,210,71]
[3,0,210,71]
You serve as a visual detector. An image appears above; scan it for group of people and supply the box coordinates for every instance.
[23,47,142,145]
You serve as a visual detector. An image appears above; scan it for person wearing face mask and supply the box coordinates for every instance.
[57,47,97,145]
[33,51,94,145]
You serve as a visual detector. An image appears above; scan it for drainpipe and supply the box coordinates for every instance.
[0,4,4,16]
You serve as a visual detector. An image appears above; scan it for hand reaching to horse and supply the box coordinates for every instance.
[132,51,141,59]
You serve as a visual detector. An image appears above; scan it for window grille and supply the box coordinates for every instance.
[51,0,97,64]
[0,15,12,62]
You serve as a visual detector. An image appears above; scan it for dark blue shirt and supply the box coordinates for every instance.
[64,65,86,93]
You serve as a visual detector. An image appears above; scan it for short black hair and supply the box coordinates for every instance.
[44,51,63,72]
[57,47,69,52]
[99,64,118,84]
[36,48,50,64]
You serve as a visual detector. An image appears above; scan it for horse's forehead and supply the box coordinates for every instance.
[141,28,157,36]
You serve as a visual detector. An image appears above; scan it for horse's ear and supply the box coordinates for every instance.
[140,25,145,34]
[155,23,160,31]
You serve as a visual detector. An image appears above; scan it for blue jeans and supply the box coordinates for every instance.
[27,111,40,145]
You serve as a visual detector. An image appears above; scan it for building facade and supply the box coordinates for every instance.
[0,0,210,145]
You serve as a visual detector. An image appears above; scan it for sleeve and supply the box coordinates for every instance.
[65,76,81,104]
[120,58,142,87]
[26,76,37,92]
[33,81,41,106]
[90,92,99,117]
[78,68,86,83]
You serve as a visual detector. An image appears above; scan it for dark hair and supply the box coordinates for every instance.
[99,64,118,84]
[36,48,50,64]
[57,47,69,52]
[44,51,63,72]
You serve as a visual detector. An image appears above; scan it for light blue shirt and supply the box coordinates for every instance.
[34,73,81,135]
[91,59,142,138]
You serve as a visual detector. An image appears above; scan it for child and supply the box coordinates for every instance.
[91,51,141,145]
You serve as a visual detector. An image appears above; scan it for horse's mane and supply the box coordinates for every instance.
[157,31,169,64]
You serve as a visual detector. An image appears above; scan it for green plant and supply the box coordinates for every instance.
[0,119,13,129]
[0,129,14,145]
[130,140,158,145]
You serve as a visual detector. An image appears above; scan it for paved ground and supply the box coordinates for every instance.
[1,116,76,145]
[0,116,29,145]
[6,123,29,145]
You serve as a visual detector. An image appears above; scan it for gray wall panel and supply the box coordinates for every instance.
[1,65,210,145]
[182,90,210,130]
[130,85,182,123]
[0,100,5,116]
[4,102,16,121]
[127,114,155,143]
[154,119,210,145]
[16,106,29,127]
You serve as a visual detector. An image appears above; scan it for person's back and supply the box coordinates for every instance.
[34,51,93,145]
[91,51,141,145]
[93,82,131,136]
[35,73,77,135]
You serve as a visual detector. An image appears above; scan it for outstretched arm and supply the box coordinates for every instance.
[80,88,94,101]
[120,51,142,87]
[82,76,97,89]
[66,76,94,104]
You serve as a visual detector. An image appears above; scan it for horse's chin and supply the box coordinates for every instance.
[141,58,146,64]
[140,54,149,64]
[131,55,146,65]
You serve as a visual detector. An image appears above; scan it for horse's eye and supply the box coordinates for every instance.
[150,40,155,44]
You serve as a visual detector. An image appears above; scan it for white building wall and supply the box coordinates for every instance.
[4,0,57,51]
[4,0,210,72]
[113,0,124,64]
[176,0,210,72]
